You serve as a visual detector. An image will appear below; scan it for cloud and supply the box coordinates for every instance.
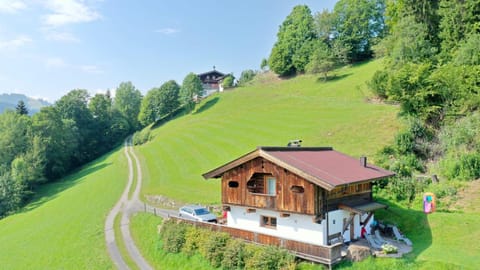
[0,35,32,50]
[45,31,80,42]
[80,65,103,74]
[155,28,180,35]
[43,0,101,27]
[0,0,26,13]
[45,57,67,68]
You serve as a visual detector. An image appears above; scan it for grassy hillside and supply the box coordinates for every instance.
[0,147,127,269]
[137,60,400,205]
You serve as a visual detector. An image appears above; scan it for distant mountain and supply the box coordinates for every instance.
[0,93,51,115]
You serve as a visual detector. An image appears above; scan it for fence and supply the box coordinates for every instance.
[169,216,343,267]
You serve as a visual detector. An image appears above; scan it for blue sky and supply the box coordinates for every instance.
[0,0,337,102]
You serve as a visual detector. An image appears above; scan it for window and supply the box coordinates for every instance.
[228,181,239,188]
[267,177,276,195]
[246,173,276,195]
[261,216,277,229]
[290,185,304,193]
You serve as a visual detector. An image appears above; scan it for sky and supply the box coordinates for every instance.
[0,0,337,102]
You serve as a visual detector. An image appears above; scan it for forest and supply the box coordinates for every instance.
[0,73,208,217]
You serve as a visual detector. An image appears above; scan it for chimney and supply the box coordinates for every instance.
[360,156,367,167]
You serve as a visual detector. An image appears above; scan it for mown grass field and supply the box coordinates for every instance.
[0,147,127,269]
[130,213,214,269]
[137,60,400,205]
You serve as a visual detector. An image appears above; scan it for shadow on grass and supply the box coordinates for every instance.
[374,199,432,260]
[20,153,114,214]
[194,97,219,115]
[151,107,187,130]
[316,73,352,83]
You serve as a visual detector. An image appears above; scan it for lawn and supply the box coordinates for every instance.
[137,60,401,205]
[130,213,215,269]
[0,147,127,269]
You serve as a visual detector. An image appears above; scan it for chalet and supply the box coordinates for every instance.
[197,68,226,97]
[202,146,394,258]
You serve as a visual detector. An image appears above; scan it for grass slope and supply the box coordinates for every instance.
[138,60,400,204]
[130,213,215,269]
[0,147,127,269]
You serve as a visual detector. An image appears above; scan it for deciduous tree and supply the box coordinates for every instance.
[269,5,316,76]
[179,73,203,113]
[113,82,143,131]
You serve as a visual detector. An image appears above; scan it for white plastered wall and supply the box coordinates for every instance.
[227,206,327,245]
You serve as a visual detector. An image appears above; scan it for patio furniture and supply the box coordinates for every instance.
[392,226,412,246]
[374,229,389,245]
[365,234,382,250]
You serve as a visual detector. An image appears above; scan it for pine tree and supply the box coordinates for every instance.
[15,100,28,115]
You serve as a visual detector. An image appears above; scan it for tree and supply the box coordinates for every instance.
[138,80,180,126]
[439,0,480,53]
[89,93,111,120]
[386,16,435,68]
[113,82,143,131]
[269,5,317,76]
[260,58,269,71]
[454,33,480,66]
[314,9,335,43]
[222,75,235,89]
[0,172,25,217]
[15,100,28,115]
[237,70,257,86]
[332,0,386,61]
[55,89,95,164]
[179,73,203,113]
[386,0,440,48]
[306,41,336,81]
[32,107,79,179]
[0,111,31,167]
[11,136,46,187]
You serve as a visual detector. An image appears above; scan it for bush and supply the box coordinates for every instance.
[160,221,296,269]
[385,176,427,204]
[159,219,187,253]
[204,232,230,268]
[181,226,202,255]
[440,152,480,181]
[368,70,389,99]
[430,183,458,199]
[222,75,235,89]
[221,238,245,270]
[132,129,151,145]
[244,244,295,270]
[238,69,257,86]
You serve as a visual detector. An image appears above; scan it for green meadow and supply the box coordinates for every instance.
[0,148,127,269]
[137,60,400,205]
[2,59,477,269]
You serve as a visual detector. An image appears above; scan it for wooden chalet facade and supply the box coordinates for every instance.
[197,69,226,96]
[203,146,394,256]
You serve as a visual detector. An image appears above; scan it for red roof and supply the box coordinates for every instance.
[203,147,394,191]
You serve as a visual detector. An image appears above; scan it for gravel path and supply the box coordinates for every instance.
[105,138,153,270]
